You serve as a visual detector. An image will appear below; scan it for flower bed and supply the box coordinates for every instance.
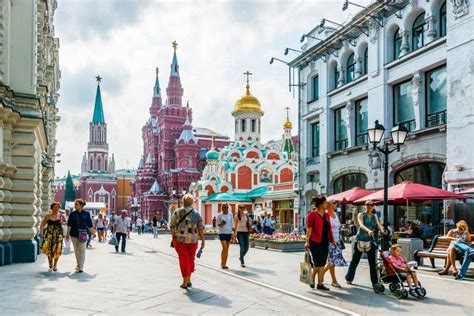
[251,233,306,252]
[204,229,219,240]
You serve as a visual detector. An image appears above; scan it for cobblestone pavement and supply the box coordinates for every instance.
[136,233,474,316]
[0,234,347,316]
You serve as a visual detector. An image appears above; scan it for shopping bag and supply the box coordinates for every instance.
[299,251,314,286]
[108,235,117,246]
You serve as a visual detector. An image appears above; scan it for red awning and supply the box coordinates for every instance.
[327,187,373,204]
[353,181,470,205]
[461,188,474,195]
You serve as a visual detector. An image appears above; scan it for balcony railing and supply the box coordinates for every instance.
[397,119,416,132]
[335,139,348,151]
[305,157,320,166]
[426,110,447,128]
[312,146,320,158]
[356,133,368,146]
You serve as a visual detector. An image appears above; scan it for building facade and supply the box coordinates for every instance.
[134,43,230,221]
[190,78,299,233]
[0,0,60,264]
[292,0,473,230]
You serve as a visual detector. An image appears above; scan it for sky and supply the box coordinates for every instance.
[54,0,369,177]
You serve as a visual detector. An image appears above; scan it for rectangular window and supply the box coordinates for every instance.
[311,122,320,157]
[334,107,348,151]
[311,75,319,101]
[426,65,447,127]
[394,80,416,132]
[355,98,368,146]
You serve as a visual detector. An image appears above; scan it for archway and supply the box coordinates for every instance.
[333,173,368,223]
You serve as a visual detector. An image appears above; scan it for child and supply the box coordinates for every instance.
[388,244,422,296]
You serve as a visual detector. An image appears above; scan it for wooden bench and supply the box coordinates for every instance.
[414,234,474,268]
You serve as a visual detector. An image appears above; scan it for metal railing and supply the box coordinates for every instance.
[335,139,348,151]
[398,119,416,132]
[356,133,368,146]
[426,110,447,128]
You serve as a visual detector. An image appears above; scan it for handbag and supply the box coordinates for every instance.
[170,208,194,248]
[299,250,314,286]
[357,240,372,253]
[108,235,118,246]
[76,213,89,243]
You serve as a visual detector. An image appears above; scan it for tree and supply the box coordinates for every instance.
[63,170,75,208]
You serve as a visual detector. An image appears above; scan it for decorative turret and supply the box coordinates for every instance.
[177,108,198,144]
[232,71,264,143]
[166,41,184,107]
[150,67,162,117]
[206,134,219,163]
[282,107,295,156]
[92,75,105,124]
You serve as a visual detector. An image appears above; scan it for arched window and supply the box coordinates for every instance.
[346,53,355,83]
[235,120,238,133]
[251,119,256,132]
[363,48,368,75]
[97,157,101,171]
[105,160,108,171]
[241,119,246,132]
[412,13,426,50]
[90,159,93,171]
[394,28,402,60]
[333,173,368,194]
[440,2,447,37]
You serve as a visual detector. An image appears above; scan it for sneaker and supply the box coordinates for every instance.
[331,282,342,288]
[455,274,464,280]
[346,280,353,285]
[317,284,330,291]
[241,263,246,268]
[75,266,80,272]
[409,287,417,297]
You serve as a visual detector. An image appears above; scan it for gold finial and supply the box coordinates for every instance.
[285,106,290,120]
[243,70,253,94]
[95,75,102,84]
[155,67,159,75]
[172,40,178,51]
[284,106,293,129]
[210,131,216,149]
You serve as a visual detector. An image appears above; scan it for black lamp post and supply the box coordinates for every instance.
[367,120,408,250]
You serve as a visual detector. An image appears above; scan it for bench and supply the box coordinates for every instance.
[414,234,474,268]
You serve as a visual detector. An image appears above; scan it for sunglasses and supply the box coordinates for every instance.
[366,203,374,206]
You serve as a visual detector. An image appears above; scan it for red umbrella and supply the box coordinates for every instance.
[327,187,373,204]
[353,181,470,205]
[461,188,474,195]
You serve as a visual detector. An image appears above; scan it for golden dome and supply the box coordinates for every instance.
[232,84,263,115]
[284,119,293,129]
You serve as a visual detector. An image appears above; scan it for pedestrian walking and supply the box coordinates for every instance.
[152,215,159,238]
[114,210,130,253]
[270,215,276,234]
[235,206,251,267]
[63,208,72,254]
[103,214,109,241]
[40,202,66,271]
[136,216,143,235]
[67,199,94,273]
[345,199,388,292]
[323,199,347,288]
[170,194,205,289]
[263,213,272,235]
[217,204,235,269]
[212,216,217,229]
[305,196,335,291]
[95,213,105,242]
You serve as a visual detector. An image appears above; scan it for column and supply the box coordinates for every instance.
[345,101,355,148]
[426,14,437,43]
[411,71,423,131]
[399,30,410,57]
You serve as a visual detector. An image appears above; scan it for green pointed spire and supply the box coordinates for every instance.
[92,75,105,123]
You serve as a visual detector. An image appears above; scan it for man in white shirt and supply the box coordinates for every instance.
[136,216,143,235]
[114,210,130,253]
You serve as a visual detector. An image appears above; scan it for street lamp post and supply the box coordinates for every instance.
[367,120,408,250]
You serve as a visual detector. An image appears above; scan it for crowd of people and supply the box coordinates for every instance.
[38,194,472,292]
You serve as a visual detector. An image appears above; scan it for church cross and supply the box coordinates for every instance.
[285,106,290,120]
[155,67,159,75]
[243,71,253,85]
[172,40,178,50]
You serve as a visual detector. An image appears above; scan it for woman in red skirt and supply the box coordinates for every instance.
[170,194,205,289]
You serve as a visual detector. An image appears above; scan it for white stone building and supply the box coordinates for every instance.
[0,0,60,264]
[290,0,473,231]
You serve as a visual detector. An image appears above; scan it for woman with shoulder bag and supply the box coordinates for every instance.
[67,199,94,273]
[235,206,251,268]
[170,194,205,289]
[345,200,387,292]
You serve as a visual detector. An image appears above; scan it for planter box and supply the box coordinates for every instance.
[157,230,170,235]
[267,240,305,252]
[204,233,219,240]
[254,239,269,249]
[250,239,256,248]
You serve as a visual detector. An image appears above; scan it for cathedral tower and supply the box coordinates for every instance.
[231,71,264,143]
[166,41,184,106]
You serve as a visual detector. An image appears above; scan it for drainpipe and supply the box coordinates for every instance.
[297,66,303,233]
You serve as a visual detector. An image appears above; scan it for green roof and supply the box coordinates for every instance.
[205,186,269,202]
[92,84,105,123]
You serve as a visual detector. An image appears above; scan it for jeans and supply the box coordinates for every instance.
[116,232,127,252]
[153,226,158,238]
[454,242,474,278]
[263,226,272,235]
[71,237,86,269]
[137,226,142,235]
[345,241,378,286]
[237,232,250,263]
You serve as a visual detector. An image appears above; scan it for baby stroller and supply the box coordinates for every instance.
[375,247,427,299]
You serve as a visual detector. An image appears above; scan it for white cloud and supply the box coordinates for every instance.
[55,0,369,176]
